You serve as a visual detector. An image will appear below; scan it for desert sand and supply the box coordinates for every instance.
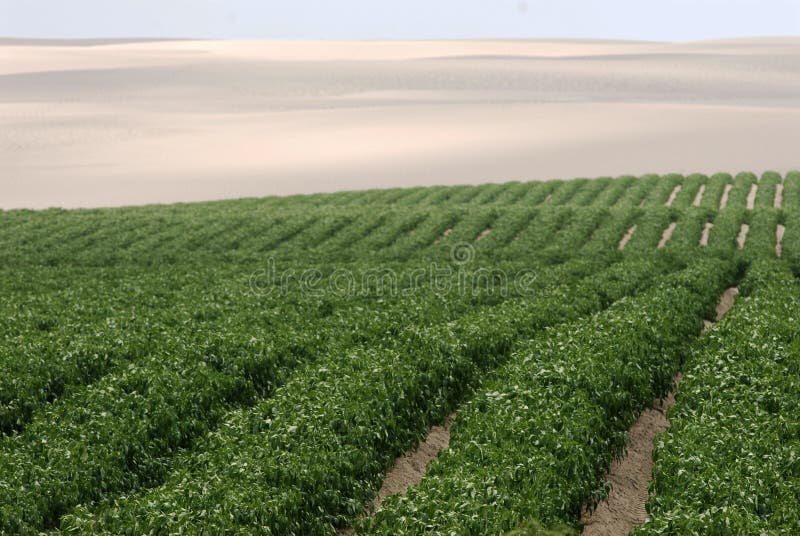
[1,38,799,208]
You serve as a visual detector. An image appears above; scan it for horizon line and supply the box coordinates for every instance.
[2,34,799,45]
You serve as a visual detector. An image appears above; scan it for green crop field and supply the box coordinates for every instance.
[1,171,799,535]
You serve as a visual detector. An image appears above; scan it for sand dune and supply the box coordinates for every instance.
[2,38,799,208]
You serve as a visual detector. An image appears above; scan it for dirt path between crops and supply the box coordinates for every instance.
[777,224,786,257]
[719,183,733,209]
[657,222,677,249]
[775,183,784,209]
[737,223,750,249]
[476,228,492,241]
[691,185,706,207]
[665,185,681,207]
[580,383,679,535]
[747,184,758,210]
[618,225,637,251]
[715,288,739,322]
[581,287,738,536]
[339,414,455,535]
[699,222,713,247]
[433,227,453,245]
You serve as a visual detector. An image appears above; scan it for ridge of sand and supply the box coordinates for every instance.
[618,225,637,251]
[373,414,454,511]
[699,222,714,247]
[581,288,738,536]
[719,184,733,210]
[657,222,677,249]
[664,185,682,207]
[775,183,784,209]
[737,223,750,249]
[581,382,679,535]
[339,414,455,535]
[715,288,739,321]
[433,227,453,245]
[747,184,759,210]
[777,224,786,257]
[691,185,706,207]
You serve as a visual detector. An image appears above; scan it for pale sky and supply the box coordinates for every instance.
[1,0,799,42]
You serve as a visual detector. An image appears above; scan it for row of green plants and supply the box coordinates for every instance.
[698,173,732,210]
[669,173,705,209]
[781,171,800,272]
[636,260,800,534]
[614,174,659,207]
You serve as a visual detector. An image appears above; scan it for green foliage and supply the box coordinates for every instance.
[636,260,800,534]
[359,259,734,535]
[0,172,792,534]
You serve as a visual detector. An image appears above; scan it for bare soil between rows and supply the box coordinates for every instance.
[339,414,455,535]
[747,184,758,210]
[618,225,637,251]
[580,287,738,536]
[699,222,713,247]
[691,185,706,207]
[657,222,676,249]
[719,183,733,209]
[664,185,681,207]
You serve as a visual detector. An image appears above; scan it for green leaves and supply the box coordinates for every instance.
[636,260,800,535]
[0,172,794,533]
[360,259,732,535]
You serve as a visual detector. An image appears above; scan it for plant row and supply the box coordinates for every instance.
[636,260,800,534]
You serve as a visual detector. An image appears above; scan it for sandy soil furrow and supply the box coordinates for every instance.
[339,414,455,535]
[699,222,714,247]
[433,227,453,245]
[476,228,492,241]
[581,288,738,536]
[581,386,678,536]
[737,223,750,250]
[777,224,786,257]
[664,185,682,207]
[657,222,677,249]
[715,288,740,321]
[747,184,758,210]
[618,225,638,251]
[775,183,785,209]
[691,185,706,207]
[719,183,733,210]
